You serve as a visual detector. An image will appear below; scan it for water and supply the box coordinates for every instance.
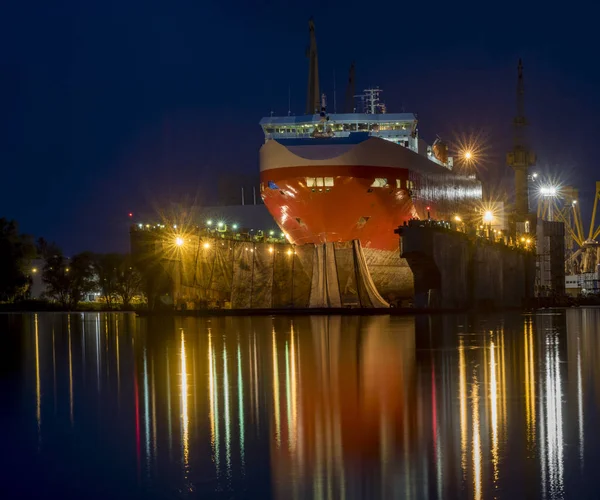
[1,310,600,499]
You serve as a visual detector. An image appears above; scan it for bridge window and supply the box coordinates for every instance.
[307,177,334,188]
[371,178,388,188]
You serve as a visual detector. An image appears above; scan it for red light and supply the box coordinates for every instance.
[128,212,133,217]
[426,206,431,211]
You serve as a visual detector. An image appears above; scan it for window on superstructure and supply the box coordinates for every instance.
[371,178,388,188]
[316,178,324,187]
[358,123,368,131]
[396,179,402,189]
[406,180,415,190]
[324,177,334,187]
[265,127,274,133]
[306,178,315,187]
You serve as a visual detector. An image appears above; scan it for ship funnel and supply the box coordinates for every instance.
[306,18,320,115]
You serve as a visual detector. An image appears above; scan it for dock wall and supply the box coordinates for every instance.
[399,225,535,309]
[133,232,390,309]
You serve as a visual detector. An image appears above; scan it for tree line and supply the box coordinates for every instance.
[0,217,142,309]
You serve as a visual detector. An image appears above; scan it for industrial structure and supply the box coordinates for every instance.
[128,21,577,310]
[536,181,600,295]
[507,59,537,232]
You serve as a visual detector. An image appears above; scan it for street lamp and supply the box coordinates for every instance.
[483,211,494,223]
[175,236,184,247]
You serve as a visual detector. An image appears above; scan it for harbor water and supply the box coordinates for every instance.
[2,309,600,499]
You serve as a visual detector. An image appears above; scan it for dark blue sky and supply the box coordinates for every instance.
[1,0,598,254]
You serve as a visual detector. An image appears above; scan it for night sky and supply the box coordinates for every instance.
[1,1,598,254]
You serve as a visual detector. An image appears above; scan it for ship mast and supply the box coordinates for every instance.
[507,59,536,223]
[305,18,320,115]
[344,62,355,113]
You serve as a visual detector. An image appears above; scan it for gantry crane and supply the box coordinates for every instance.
[537,181,600,274]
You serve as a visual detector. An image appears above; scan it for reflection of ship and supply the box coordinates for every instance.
[269,316,417,499]
[259,20,482,252]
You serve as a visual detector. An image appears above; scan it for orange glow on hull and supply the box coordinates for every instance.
[261,166,425,251]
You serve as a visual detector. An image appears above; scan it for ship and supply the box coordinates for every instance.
[258,19,482,301]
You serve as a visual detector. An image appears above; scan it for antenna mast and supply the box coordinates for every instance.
[305,18,320,115]
[344,62,355,113]
[288,85,291,116]
[333,69,337,114]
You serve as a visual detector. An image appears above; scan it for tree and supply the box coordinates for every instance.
[43,251,96,308]
[0,218,35,302]
[115,255,142,308]
[42,253,71,307]
[36,237,62,260]
[92,253,122,307]
[68,252,97,307]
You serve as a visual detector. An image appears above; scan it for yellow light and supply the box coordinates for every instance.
[526,238,531,244]
[286,249,292,256]
[269,247,274,253]
[521,237,525,242]
[65,268,70,272]
[217,222,224,228]
[32,268,38,273]
[454,215,462,222]
[483,211,494,223]
[175,236,184,247]
[203,242,210,249]
[465,151,472,160]
[269,230,274,236]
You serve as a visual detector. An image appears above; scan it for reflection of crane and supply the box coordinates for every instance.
[537,181,600,273]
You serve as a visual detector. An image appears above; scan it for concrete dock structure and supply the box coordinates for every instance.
[397,222,536,309]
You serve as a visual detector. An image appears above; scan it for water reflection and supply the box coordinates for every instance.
[5,309,600,498]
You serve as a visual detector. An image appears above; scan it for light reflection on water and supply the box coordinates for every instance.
[3,309,600,499]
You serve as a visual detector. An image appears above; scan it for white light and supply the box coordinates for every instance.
[269,230,274,236]
[173,224,177,229]
[232,224,238,230]
[540,186,558,197]
[217,221,224,228]
[203,242,210,249]
[483,211,494,222]
[207,220,213,226]
[175,237,184,247]
[532,172,538,179]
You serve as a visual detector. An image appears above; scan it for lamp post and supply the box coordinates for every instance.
[483,210,494,240]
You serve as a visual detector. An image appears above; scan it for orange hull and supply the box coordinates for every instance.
[261,165,421,251]
[259,135,482,254]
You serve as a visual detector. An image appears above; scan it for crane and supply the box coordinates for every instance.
[537,181,600,274]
